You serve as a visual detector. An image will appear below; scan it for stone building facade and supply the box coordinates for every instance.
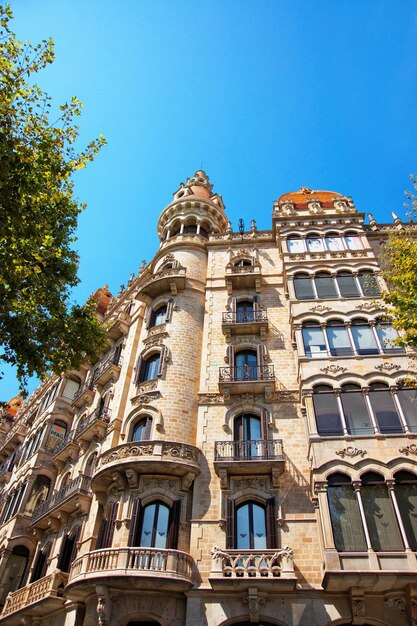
[0,171,416,626]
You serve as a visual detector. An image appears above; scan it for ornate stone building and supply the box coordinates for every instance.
[0,171,416,626]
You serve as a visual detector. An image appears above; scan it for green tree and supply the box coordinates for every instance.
[0,4,107,390]
[380,177,417,351]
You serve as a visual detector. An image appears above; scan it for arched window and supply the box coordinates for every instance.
[294,273,315,300]
[327,473,367,552]
[236,300,255,323]
[344,231,363,250]
[340,384,373,436]
[312,386,343,436]
[336,271,359,297]
[134,348,167,385]
[144,354,160,381]
[0,545,29,603]
[58,526,81,573]
[315,272,337,299]
[287,236,305,253]
[234,413,264,459]
[368,382,402,434]
[131,416,152,442]
[31,543,52,582]
[326,320,352,356]
[45,420,67,452]
[375,319,402,353]
[234,258,252,267]
[234,349,257,381]
[302,322,326,358]
[361,472,403,551]
[306,234,324,252]
[235,502,267,550]
[128,499,181,551]
[396,386,417,433]
[394,471,417,551]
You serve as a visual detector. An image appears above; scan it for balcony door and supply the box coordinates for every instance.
[234,414,262,459]
[235,350,257,381]
[236,502,267,550]
[236,300,254,322]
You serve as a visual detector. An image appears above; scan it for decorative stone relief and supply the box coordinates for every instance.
[309,305,331,313]
[374,363,401,372]
[131,390,160,406]
[244,588,267,623]
[384,595,406,613]
[356,302,380,311]
[320,365,348,375]
[399,444,417,456]
[335,447,366,459]
[198,393,224,405]
[144,327,168,341]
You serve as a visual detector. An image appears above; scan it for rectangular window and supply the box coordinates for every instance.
[302,327,327,358]
[326,327,353,357]
[361,485,403,551]
[328,486,367,551]
[351,325,379,355]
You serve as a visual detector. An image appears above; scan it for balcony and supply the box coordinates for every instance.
[75,406,111,443]
[222,310,268,341]
[106,310,131,340]
[67,547,195,594]
[225,265,262,294]
[51,430,79,463]
[94,352,123,388]
[137,266,186,297]
[0,423,28,459]
[32,474,92,529]
[219,365,275,399]
[72,379,95,408]
[210,546,296,591]
[214,439,284,487]
[92,440,200,491]
[0,571,68,624]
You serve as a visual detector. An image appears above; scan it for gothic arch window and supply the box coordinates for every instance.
[131,416,153,442]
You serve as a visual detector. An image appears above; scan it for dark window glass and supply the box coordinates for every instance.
[397,389,417,433]
[394,471,417,551]
[236,300,254,322]
[336,272,359,298]
[340,385,373,435]
[326,321,353,356]
[184,224,197,234]
[358,271,381,296]
[351,320,379,355]
[144,354,160,381]
[153,306,167,327]
[235,259,252,267]
[313,386,343,436]
[132,417,152,442]
[139,502,170,548]
[315,273,337,299]
[302,323,327,358]
[375,322,403,354]
[369,383,402,434]
[327,474,367,551]
[294,274,315,300]
[361,472,403,551]
[235,502,267,549]
[234,414,262,459]
[235,350,257,380]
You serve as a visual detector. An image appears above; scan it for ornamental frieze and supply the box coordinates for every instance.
[162,442,199,463]
[97,442,155,468]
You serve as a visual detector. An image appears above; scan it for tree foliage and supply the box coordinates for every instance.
[380,177,417,350]
[0,4,107,390]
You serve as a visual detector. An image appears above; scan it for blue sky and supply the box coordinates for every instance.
[3,0,417,398]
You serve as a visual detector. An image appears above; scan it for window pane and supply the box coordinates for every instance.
[369,389,402,434]
[252,503,267,549]
[294,276,315,300]
[154,307,167,326]
[395,482,417,551]
[315,274,338,299]
[341,391,373,435]
[236,301,254,322]
[361,485,403,551]
[376,323,403,353]
[287,239,305,253]
[144,355,160,381]
[236,504,250,549]
[313,393,343,436]
[397,390,417,433]
[344,234,363,250]
[325,237,344,251]
[336,273,359,298]
[302,327,327,358]
[351,325,379,355]
[326,325,353,356]
[154,504,169,548]
[328,486,367,551]
[306,237,325,252]
[358,272,381,296]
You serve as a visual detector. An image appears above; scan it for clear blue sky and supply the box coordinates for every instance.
[3,0,417,398]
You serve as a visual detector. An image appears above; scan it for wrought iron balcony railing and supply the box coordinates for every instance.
[222,310,267,324]
[32,474,91,522]
[219,364,275,383]
[76,406,111,437]
[214,439,283,462]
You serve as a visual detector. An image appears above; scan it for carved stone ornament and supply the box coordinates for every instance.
[97,595,107,626]
[352,598,365,617]
[198,393,224,405]
[130,390,160,406]
[399,444,417,456]
[320,364,348,375]
[244,588,266,623]
[143,337,166,350]
[309,305,331,313]
[384,595,406,613]
[335,447,366,459]
[136,380,158,393]
[144,327,168,341]
[356,302,380,311]
[374,363,401,372]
